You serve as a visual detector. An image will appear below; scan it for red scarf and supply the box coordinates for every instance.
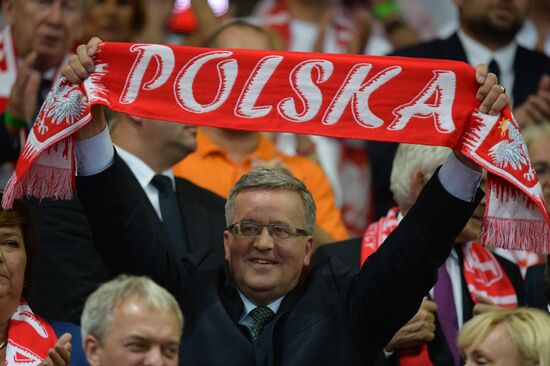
[5,300,57,365]
[0,27,18,114]
[361,209,517,365]
[1,42,549,253]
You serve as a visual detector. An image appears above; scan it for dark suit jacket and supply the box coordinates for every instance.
[367,33,550,218]
[77,156,481,365]
[313,237,526,366]
[29,158,226,324]
[525,263,549,311]
[0,118,20,164]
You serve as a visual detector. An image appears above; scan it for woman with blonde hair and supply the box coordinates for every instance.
[459,307,550,366]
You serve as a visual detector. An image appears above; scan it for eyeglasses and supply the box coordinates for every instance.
[226,221,310,240]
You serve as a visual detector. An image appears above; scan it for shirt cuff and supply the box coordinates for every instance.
[383,349,394,358]
[438,152,482,202]
[76,127,115,176]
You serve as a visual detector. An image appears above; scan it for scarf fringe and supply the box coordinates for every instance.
[483,217,550,254]
[2,165,73,209]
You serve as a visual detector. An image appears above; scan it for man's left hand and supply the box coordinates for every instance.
[474,64,509,116]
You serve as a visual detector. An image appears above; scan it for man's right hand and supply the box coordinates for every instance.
[62,38,107,141]
[62,37,102,84]
[385,297,437,352]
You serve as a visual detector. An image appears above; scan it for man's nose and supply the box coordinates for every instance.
[254,226,275,250]
[143,347,164,366]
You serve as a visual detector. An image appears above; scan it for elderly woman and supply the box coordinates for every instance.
[0,193,70,365]
[459,307,550,366]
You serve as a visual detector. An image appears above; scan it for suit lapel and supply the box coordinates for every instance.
[447,33,469,62]
[120,160,164,226]
[175,179,211,253]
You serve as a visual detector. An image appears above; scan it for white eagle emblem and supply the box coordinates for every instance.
[36,81,87,135]
[488,118,536,181]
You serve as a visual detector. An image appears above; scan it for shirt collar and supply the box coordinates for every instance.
[115,145,175,190]
[238,290,284,323]
[457,29,517,79]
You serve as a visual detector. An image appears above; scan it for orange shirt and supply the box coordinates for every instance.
[173,130,348,241]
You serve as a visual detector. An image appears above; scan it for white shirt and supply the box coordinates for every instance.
[458,29,517,106]
[115,145,176,220]
[76,134,175,220]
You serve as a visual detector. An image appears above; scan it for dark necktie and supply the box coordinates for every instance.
[151,175,187,258]
[434,264,460,366]
[249,306,275,343]
[488,59,501,83]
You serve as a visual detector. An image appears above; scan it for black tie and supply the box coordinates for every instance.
[249,307,275,343]
[151,175,188,258]
[488,59,501,83]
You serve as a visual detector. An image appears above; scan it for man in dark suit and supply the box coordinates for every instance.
[313,144,525,366]
[525,261,549,311]
[62,36,507,365]
[29,110,226,325]
[368,0,550,217]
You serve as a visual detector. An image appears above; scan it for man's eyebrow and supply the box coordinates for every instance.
[122,334,180,344]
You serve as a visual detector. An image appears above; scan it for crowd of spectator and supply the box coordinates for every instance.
[0,0,549,364]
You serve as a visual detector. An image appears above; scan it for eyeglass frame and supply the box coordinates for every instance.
[226,221,311,240]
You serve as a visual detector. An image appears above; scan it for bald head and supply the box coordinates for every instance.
[207,21,278,50]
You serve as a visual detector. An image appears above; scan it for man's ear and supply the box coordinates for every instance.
[303,236,314,267]
[223,230,231,262]
[83,335,102,366]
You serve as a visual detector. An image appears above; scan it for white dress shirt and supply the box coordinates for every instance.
[115,145,176,221]
[457,29,517,106]
[76,129,175,220]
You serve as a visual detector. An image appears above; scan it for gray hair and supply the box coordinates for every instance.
[81,275,184,344]
[225,167,316,234]
[390,144,451,211]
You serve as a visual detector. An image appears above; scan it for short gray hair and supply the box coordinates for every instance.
[81,275,184,344]
[390,144,451,211]
[225,167,316,234]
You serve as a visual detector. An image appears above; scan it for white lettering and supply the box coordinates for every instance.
[323,65,401,128]
[174,51,238,113]
[277,60,334,122]
[388,70,457,133]
[120,44,175,104]
[235,56,283,118]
